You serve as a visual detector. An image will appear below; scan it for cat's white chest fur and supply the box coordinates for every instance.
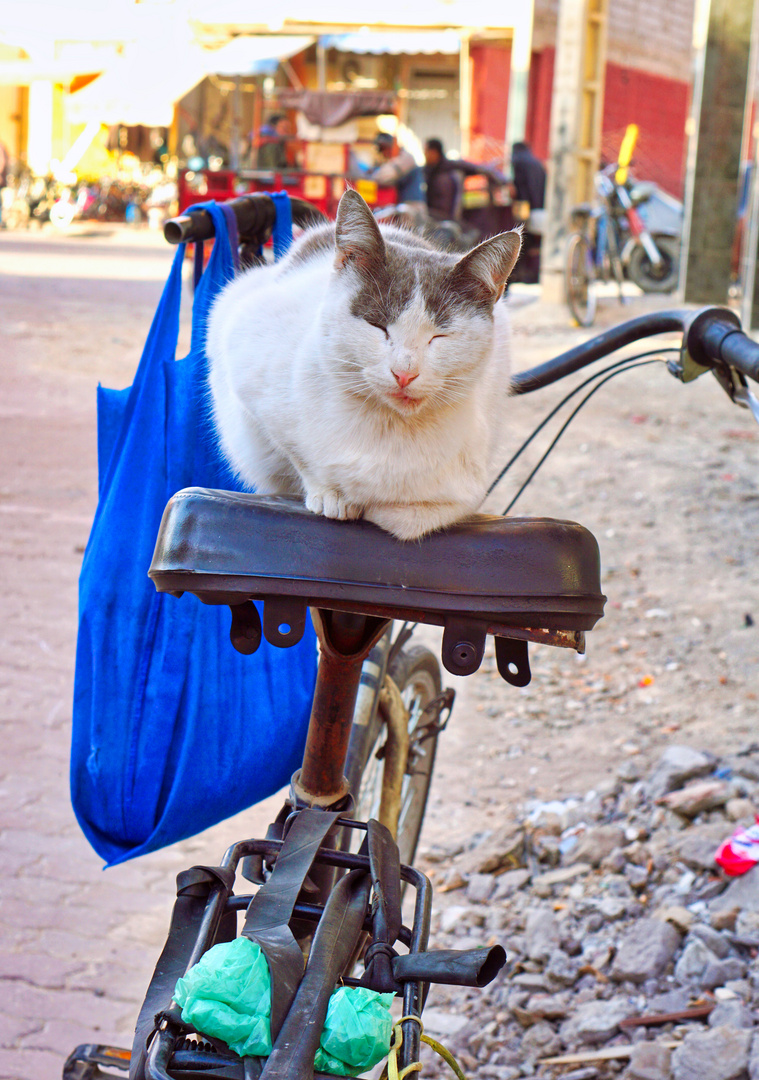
[206,190,521,541]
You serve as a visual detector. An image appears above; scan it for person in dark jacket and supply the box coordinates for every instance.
[511,140,546,210]
[424,138,459,221]
[510,141,547,283]
[257,115,290,169]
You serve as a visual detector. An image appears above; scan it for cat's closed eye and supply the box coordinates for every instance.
[367,321,389,339]
[428,334,448,344]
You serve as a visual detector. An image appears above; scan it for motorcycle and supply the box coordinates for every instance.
[596,166,682,293]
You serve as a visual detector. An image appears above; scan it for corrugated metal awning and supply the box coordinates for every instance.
[322,30,461,54]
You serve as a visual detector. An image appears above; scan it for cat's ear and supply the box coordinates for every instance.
[334,189,385,273]
[449,227,523,305]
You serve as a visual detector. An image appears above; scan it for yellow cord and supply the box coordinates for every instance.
[385,1015,468,1080]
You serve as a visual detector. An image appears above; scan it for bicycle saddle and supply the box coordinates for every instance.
[150,489,605,680]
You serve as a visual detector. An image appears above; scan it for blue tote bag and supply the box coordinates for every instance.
[72,198,316,866]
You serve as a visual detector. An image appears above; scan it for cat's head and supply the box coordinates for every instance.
[321,189,521,417]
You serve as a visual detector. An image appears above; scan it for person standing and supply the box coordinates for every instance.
[0,139,9,228]
[511,141,546,212]
[423,138,459,221]
[510,141,547,283]
[370,133,425,213]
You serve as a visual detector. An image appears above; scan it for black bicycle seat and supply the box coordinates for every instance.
[149,488,605,678]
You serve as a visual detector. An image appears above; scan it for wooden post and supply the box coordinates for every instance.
[540,0,609,303]
[740,0,759,328]
[459,33,472,159]
[505,0,536,153]
[681,0,753,304]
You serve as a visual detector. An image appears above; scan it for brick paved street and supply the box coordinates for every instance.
[0,227,284,1080]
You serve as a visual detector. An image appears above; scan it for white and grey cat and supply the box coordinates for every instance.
[206,189,521,541]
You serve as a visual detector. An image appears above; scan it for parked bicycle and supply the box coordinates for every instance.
[65,193,759,1080]
[565,126,681,327]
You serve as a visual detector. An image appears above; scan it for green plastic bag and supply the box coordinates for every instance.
[314,985,395,1075]
[174,937,272,1058]
[174,939,394,1075]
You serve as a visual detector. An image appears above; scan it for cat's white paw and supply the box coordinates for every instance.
[366,502,469,541]
[306,488,362,522]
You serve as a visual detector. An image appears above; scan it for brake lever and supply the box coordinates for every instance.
[711,366,759,425]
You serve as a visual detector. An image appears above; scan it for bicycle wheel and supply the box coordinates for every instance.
[348,645,442,867]
[565,232,597,327]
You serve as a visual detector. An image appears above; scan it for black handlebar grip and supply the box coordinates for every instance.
[686,307,759,384]
[163,194,326,247]
[163,194,277,245]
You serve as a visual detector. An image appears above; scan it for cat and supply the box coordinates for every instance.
[206,188,521,541]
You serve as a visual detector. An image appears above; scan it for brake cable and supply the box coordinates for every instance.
[490,349,679,515]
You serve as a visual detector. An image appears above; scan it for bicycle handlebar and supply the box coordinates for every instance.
[163,193,327,246]
[512,307,759,395]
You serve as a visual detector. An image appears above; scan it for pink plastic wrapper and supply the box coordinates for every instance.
[714,816,759,876]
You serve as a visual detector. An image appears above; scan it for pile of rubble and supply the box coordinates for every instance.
[417,744,759,1080]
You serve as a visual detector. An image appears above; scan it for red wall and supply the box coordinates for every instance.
[469,42,511,158]
[602,63,689,198]
[526,47,555,162]
[525,52,689,198]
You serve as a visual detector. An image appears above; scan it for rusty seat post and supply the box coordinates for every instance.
[292,609,390,808]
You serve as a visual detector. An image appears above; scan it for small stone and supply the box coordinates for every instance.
[418,1008,469,1038]
[749,1030,759,1080]
[601,848,628,874]
[568,825,627,867]
[654,905,696,933]
[671,1024,751,1080]
[725,797,756,821]
[532,863,591,888]
[512,972,550,992]
[711,865,759,913]
[559,996,636,1046]
[493,868,531,898]
[520,1019,562,1061]
[596,896,628,921]
[545,948,581,987]
[646,746,713,800]
[626,864,650,891]
[525,909,560,963]
[440,867,466,892]
[711,909,739,932]
[618,759,642,783]
[674,938,716,985]
[440,905,471,934]
[708,1000,755,1028]
[627,1040,672,1080]
[690,923,731,959]
[676,823,730,871]
[723,755,759,783]
[466,872,495,903]
[658,780,730,818]
[458,826,525,875]
[647,987,692,1013]
[612,918,681,983]
[524,992,569,1020]
[701,957,748,989]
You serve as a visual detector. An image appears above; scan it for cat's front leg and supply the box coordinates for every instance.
[305,486,363,523]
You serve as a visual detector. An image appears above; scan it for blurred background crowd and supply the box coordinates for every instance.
[0,0,756,315]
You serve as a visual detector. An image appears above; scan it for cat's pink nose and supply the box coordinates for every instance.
[392,370,419,389]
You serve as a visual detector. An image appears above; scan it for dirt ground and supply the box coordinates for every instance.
[0,222,758,1078]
